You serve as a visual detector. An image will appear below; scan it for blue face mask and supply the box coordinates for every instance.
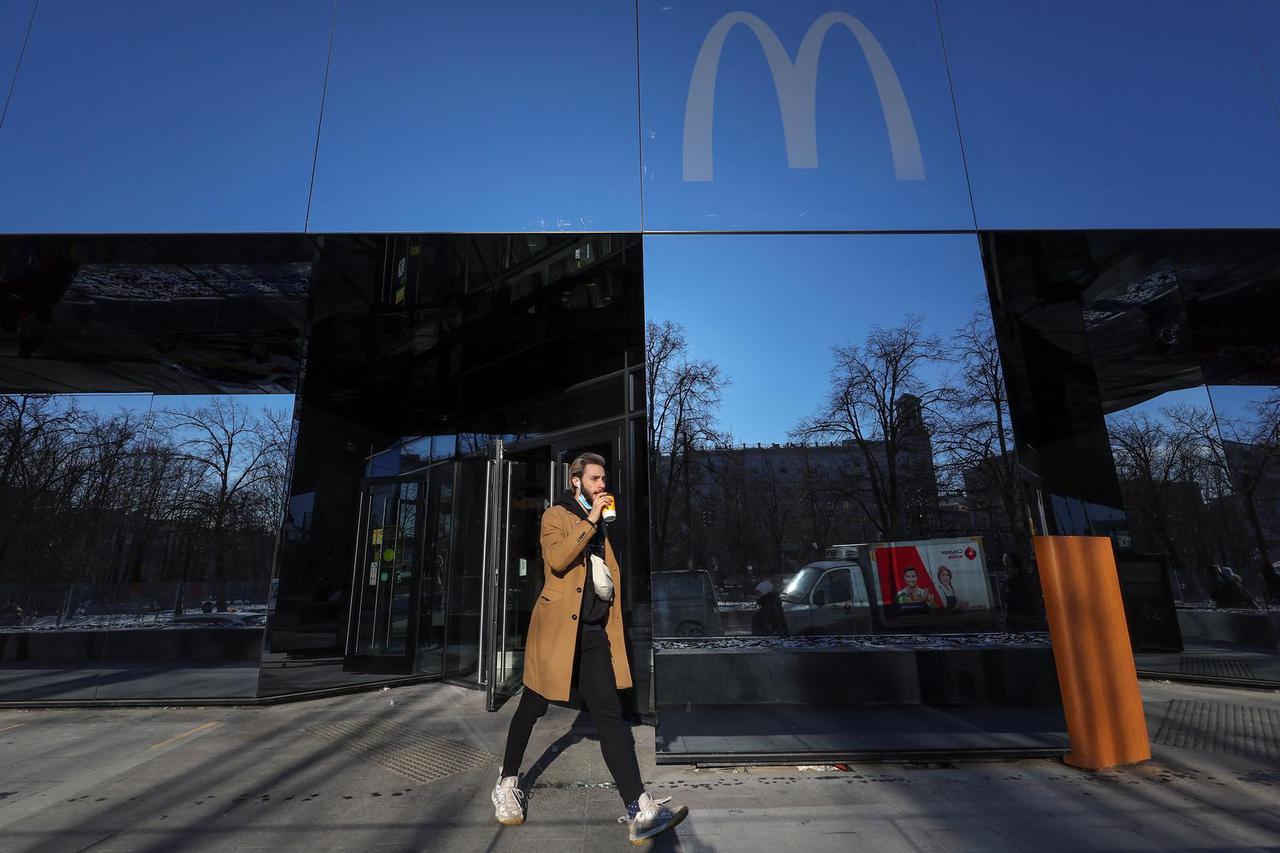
[576,491,592,512]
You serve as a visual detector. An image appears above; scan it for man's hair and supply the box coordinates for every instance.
[568,452,608,484]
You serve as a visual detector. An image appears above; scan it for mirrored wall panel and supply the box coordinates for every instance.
[939,0,1280,229]
[638,0,973,231]
[0,1,331,232]
[645,233,1065,760]
[307,1,642,233]
[985,231,1280,688]
[0,236,312,700]
[259,234,645,698]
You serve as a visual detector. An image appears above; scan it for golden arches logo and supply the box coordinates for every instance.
[682,11,926,183]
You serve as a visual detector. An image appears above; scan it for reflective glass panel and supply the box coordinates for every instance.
[639,0,972,231]
[260,234,642,696]
[646,234,1065,759]
[0,1,331,232]
[307,1,642,233]
[938,0,1280,228]
[984,231,1280,688]
[0,0,34,124]
[0,236,311,700]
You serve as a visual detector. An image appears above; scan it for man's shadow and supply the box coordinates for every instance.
[521,706,596,791]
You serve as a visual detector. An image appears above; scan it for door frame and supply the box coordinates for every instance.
[482,420,629,710]
[344,474,427,675]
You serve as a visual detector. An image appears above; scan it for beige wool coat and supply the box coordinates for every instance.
[522,504,632,701]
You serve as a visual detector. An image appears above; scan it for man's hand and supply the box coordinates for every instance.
[588,491,612,524]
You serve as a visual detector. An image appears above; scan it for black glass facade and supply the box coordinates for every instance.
[260,234,645,699]
[0,236,311,699]
[985,232,1280,686]
[1,0,1276,768]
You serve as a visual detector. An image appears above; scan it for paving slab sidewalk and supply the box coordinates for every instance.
[0,679,1277,852]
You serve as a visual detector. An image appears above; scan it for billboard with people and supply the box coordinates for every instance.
[870,538,993,618]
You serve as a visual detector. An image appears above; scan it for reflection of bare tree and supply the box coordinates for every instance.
[1209,392,1280,576]
[932,314,1029,560]
[1109,408,1207,586]
[793,316,949,540]
[161,399,290,612]
[0,394,291,622]
[1108,402,1262,605]
[645,320,726,570]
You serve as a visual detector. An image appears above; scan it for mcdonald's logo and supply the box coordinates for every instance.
[683,11,926,183]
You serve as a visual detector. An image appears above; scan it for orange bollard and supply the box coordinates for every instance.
[1033,535,1150,770]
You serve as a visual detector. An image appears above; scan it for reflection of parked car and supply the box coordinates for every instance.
[172,613,264,628]
[653,570,722,637]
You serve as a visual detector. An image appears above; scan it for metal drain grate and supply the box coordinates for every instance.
[1152,700,1280,762]
[307,718,497,783]
[1179,656,1257,680]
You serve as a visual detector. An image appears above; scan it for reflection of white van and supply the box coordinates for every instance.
[782,538,997,634]
[779,561,874,634]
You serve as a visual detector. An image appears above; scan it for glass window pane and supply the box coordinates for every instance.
[639,0,973,231]
[939,0,1280,228]
[308,2,641,233]
[0,1,331,232]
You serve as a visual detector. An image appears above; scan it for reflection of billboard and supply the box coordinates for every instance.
[871,538,992,614]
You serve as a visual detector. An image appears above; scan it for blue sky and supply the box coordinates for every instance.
[58,393,293,426]
[643,234,990,444]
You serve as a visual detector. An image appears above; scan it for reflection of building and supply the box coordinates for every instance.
[660,397,942,584]
[1224,439,1280,559]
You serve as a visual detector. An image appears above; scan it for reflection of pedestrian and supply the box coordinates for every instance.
[1252,550,1280,604]
[201,598,214,613]
[1211,566,1259,610]
[751,580,788,637]
[1003,557,1045,631]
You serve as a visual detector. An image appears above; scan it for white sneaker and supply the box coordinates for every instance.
[491,774,525,826]
[620,791,689,843]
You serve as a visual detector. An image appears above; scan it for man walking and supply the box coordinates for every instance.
[491,452,688,843]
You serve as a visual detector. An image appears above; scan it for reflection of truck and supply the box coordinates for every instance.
[781,537,997,635]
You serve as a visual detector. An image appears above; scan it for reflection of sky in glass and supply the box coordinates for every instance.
[1115,387,1216,422]
[1207,385,1279,428]
[644,234,988,443]
[0,1,331,232]
[21,392,293,427]
[938,0,1280,228]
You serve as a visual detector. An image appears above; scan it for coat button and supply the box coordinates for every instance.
[571,614,577,620]
[576,587,582,593]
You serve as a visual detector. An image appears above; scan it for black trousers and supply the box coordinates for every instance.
[501,626,644,804]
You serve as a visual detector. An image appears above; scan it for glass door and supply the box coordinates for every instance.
[348,477,424,672]
[482,425,626,711]
[415,461,456,676]
[486,441,554,710]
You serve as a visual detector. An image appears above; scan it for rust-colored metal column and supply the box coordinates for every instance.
[1034,535,1150,770]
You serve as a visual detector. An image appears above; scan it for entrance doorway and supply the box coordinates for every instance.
[484,424,626,710]
[340,421,629,699]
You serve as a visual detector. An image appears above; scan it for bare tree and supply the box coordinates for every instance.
[645,320,727,570]
[793,316,949,540]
